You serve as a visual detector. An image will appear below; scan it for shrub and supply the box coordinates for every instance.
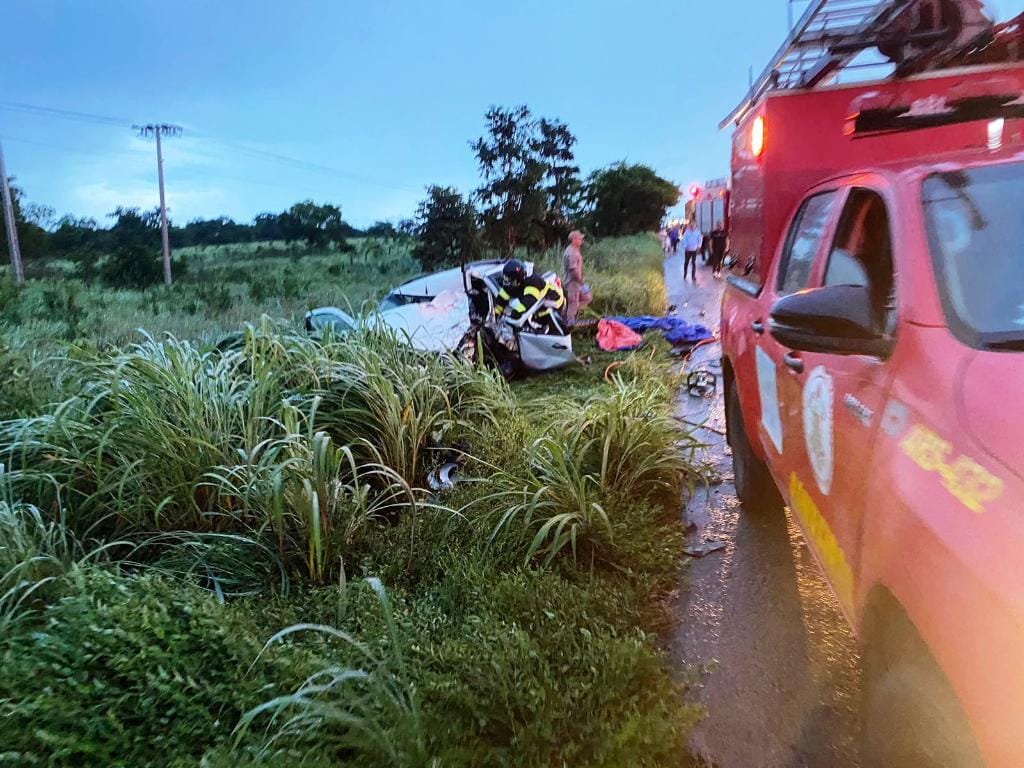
[237,578,429,767]
[0,327,56,417]
[0,569,315,767]
[411,564,699,766]
[100,244,164,288]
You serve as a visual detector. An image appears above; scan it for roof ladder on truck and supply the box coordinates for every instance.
[722,0,999,128]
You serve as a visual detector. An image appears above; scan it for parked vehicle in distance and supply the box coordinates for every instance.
[721,4,1024,766]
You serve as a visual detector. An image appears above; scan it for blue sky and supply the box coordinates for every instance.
[2,0,1020,228]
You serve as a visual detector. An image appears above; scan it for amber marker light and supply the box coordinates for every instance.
[751,115,766,158]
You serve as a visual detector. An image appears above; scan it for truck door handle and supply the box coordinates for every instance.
[751,320,764,335]
[783,352,804,373]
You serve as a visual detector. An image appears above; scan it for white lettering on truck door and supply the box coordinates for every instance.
[755,346,784,454]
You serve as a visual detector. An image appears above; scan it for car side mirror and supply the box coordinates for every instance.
[769,284,894,358]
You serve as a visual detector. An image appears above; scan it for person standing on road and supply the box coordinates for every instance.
[710,221,728,277]
[668,221,681,255]
[562,230,588,328]
[682,219,702,283]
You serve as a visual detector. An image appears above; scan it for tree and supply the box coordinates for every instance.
[0,179,51,263]
[51,216,100,254]
[471,105,581,254]
[585,163,680,237]
[365,220,399,239]
[253,212,284,242]
[536,118,582,247]
[279,200,354,250]
[413,186,480,272]
[101,207,164,288]
[51,216,103,279]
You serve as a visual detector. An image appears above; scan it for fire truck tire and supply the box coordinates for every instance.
[726,382,783,515]
[861,607,984,768]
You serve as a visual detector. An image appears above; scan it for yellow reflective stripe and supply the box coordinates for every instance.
[510,299,527,313]
[523,286,543,300]
[789,473,854,617]
[495,287,510,315]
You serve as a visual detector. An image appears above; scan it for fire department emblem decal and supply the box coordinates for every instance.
[802,366,834,496]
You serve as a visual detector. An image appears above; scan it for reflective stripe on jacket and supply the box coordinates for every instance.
[496,275,564,319]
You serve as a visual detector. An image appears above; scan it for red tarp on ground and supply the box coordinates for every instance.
[596,318,644,351]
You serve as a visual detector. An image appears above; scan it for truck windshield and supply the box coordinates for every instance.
[922,162,1024,349]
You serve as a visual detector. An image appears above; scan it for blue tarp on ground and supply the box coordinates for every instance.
[608,315,712,346]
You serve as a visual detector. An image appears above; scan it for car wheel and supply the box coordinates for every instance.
[861,616,984,768]
[726,381,783,515]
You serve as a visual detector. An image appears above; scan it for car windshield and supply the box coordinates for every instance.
[378,292,434,311]
[922,162,1024,348]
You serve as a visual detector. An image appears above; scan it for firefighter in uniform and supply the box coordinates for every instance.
[494,259,566,334]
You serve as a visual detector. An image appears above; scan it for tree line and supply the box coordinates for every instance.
[413,105,680,271]
[2,104,680,286]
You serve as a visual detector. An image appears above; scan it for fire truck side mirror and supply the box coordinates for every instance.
[768,284,894,358]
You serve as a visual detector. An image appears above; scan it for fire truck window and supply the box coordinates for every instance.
[776,191,838,296]
[825,190,895,334]
[922,163,1024,346]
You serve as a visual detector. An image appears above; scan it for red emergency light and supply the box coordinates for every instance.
[688,183,702,199]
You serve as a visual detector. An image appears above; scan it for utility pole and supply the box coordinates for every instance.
[134,123,182,285]
[0,137,24,287]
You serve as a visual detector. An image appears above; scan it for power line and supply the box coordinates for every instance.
[0,136,399,206]
[0,100,132,127]
[0,99,421,194]
[1,134,149,160]
[193,133,421,194]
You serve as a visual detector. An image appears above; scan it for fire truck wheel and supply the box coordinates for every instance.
[861,610,984,768]
[726,382,783,515]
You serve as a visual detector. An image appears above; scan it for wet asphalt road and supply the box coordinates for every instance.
[662,252,863,768]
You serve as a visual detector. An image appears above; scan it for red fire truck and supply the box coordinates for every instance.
[685,179,730,235]
[720,2,1024,765]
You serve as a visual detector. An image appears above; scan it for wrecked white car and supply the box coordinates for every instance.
[305,260,576,378]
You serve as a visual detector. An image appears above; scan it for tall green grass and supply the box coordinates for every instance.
[486,365,701,567]
[0,233,706,766]
[0,499,118,633]
[0,321,511,582]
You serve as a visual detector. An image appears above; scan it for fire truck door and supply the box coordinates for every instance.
[757,189,842,489]
[776,187,899,616]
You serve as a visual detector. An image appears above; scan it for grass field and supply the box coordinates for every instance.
[0,234,703,766]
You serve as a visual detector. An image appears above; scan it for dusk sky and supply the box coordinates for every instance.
[3,0,1021,228]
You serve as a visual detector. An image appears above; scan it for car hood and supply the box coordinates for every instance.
[371,289,469,353]
[957,351,1024,481]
